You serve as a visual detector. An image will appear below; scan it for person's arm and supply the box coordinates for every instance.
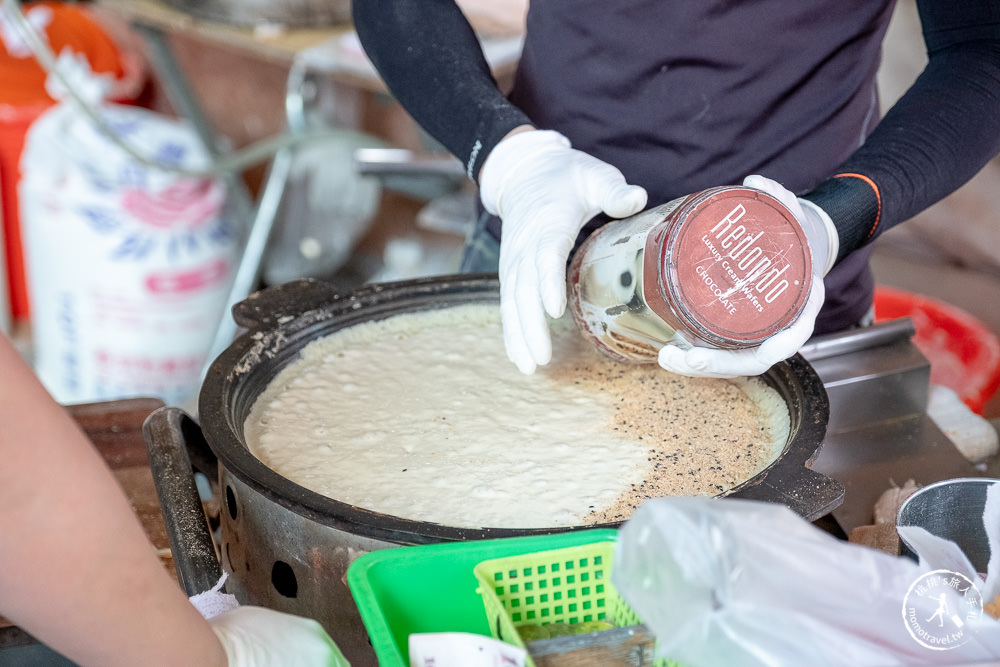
[353,0,648,375]
[0,335,347,666]
[660,1,1000,379]
[352,0,532,181]
[0,334,227,667]
[802,0,1000,263]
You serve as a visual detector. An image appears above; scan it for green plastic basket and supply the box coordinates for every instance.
[347,529,619,666]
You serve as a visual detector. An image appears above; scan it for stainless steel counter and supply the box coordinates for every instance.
[802,319,978,534]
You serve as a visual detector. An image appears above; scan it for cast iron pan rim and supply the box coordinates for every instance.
[199,276,829,545]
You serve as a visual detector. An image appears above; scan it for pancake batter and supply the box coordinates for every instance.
[245,304,788,528]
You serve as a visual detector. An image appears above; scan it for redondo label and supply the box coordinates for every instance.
[646,187,812,347]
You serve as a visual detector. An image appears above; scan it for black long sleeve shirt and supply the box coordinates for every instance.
[353,0,1000,332]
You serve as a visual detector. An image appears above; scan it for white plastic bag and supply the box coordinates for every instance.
[612,496,1000,666]
[19,51,238,405]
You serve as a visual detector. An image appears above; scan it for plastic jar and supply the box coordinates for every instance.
[567,185,812,363]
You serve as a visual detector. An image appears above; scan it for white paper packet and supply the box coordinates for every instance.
[408,632,525,667]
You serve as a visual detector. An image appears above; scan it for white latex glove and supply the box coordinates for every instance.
[657,174,839,378]
[479,129,648,373]
[209,606,349,667]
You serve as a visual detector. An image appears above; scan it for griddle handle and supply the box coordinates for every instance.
[142,406,224,596]
[231,278,342,330]
[734,467,846,523]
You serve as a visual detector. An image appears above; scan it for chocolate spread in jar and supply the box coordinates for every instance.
[567,185,812,363]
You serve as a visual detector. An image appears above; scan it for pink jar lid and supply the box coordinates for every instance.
[643,186,812,348]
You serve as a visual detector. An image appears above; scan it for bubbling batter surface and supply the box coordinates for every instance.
[244,304,789,528]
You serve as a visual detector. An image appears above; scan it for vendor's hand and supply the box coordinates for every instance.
[479,128,647,374]
[209,606,348,666]
[657,175,839,378]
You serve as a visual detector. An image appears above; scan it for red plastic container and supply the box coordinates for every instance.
[874,286,1000,414]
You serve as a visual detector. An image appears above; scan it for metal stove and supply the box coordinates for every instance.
[0,316,978,665]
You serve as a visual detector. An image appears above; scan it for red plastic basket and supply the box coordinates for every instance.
[874,286,1000,414]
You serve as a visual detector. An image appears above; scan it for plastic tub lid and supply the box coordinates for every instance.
[874,286,1000,414]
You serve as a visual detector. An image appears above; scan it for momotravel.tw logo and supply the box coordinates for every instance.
[902,569,984,650]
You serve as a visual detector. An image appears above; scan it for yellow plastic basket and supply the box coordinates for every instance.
[474,538,679,666]
[475,540,634,639]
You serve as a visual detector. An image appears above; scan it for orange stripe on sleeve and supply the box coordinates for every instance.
[834,172,882,239]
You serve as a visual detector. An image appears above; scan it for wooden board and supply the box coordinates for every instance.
[92,0,351,66]
[91,0,522,93]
